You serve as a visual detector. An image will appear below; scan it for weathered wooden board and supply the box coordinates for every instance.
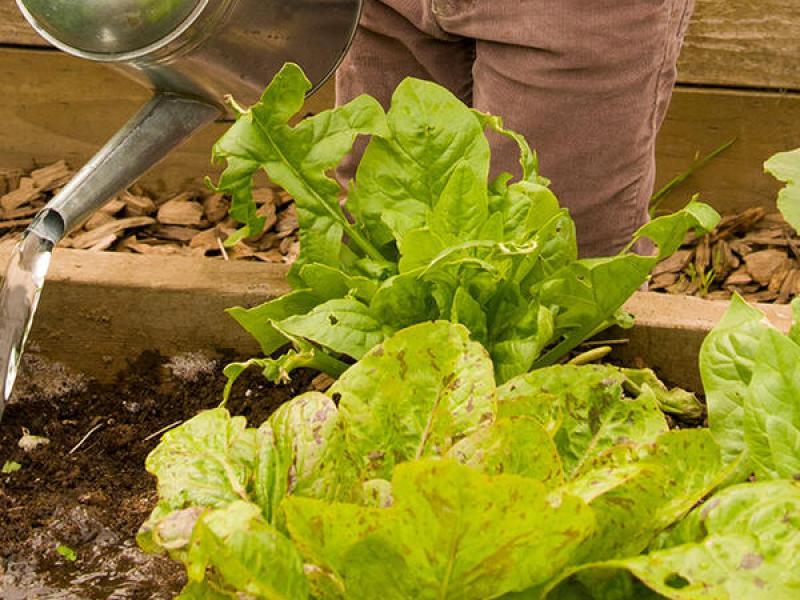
[2,0,799,90]
[678,0,800,90]
[655,86,800,215]
[0,48,335,195]
[0,240,291,381]
[0,238,791,391]
[2,48,799,212]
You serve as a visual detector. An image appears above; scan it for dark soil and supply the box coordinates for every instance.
[0,351,315,599]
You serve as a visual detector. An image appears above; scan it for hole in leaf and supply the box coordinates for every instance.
[664,573,690,589]
[329,315,339,325]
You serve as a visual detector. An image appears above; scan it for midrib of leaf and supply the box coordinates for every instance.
[252,116,386,264]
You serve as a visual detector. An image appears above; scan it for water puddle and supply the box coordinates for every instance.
[0,231,54,417]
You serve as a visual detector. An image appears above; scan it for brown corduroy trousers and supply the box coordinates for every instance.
[336,0,694,257]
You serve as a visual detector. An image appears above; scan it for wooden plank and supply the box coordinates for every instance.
[2,48,799,216]
[611,292,791,393]
[0,241,292,382]
[0,47,335,194]
[3,0,800,90]
[678,0,800,90]
[0,2,43,46]
[655,86,800,215]
[0,236,792,392]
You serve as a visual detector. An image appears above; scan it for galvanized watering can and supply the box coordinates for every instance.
[16,0,362,242]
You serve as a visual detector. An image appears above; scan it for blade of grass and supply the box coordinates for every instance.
[650,138,736,216]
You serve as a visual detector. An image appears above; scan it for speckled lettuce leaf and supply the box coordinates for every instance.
[211,62,388,270]
[497,365,668,478]
[187,501,308,600]
[699,294,771,470]
[329,322,495,481]
[144,408,257,510]
[284,460,595,600]
[254,392,339,523]
[765,148,800,233]
[547,480,800,599]
[446,416,564,487]
[743,327,800,480]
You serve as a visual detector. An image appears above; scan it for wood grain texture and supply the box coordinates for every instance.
[2,48,799,214]
[678,0,800,90]
[0,48,335,194]
[0,241,292,381]
[2,0,800,90]
[654,86,800,215]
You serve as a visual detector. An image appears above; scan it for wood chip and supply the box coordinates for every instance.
[30,160,72,192]
[1,178,40,213]
[0,218,33,230]
[252,188,277,206]
[203,194,229,224]
[121,191,156,217]
[0,169,23,196]
[276,204,298,238]
[744,249,790,286]
[83,211,114,231]
[777,269,799,304]
[651,249,692,277]
[744,290,779,303]
[650,272,679,290]
[724,266,753,287]
[189,228,221,253]
[87,233,118,252]
[71,216,156,250]
[157,198,204,226]
[99,198,126,215]
[152,226,199,243]
[694,235,711,272]
[768,258,794,294]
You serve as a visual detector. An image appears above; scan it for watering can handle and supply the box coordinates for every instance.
[27,93,221,244]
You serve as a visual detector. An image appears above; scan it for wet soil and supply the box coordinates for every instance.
[0,352,314,599]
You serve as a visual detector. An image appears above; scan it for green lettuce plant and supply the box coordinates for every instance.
[212,63,719,390]
[137,321,800,600]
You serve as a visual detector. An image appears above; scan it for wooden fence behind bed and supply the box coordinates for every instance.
[1,0,798,213]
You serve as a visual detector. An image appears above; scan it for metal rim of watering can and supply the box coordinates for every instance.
[15,0,215,63]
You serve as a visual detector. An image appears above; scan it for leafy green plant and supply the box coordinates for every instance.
[700,294,800,481]
[139,321,793,600]
[765,148,800,233]
[212,63,719,391]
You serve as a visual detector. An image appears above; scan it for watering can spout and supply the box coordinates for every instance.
[27,94,220,244]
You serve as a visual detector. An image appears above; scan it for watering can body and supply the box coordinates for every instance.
[16,0,363,241]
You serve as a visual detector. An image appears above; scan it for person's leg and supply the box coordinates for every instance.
[335,0,475,184]
[435,0,694,256]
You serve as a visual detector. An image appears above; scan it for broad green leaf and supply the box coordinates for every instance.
[145,408,257,509]
[499,366,668,478]
[187,501,308,600]
[285,460,595,600]
[227,290,322,355]
[212,62,388,267]
[254,392,339,523]
[276,298,385,360]
[551,481,800,599]
[743,328,800,480]
[765,148,800,233]
[176,581,238,599]
[429,161,489,242]
[329,322,495,480]
[622,368,705,422]
[446,417,564,486]
[451,286,489,345]
[633,199,720,261]
[369,271,438,330]
[296,264,378,304]
[700,294,771,468]
[348,78,490,247]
